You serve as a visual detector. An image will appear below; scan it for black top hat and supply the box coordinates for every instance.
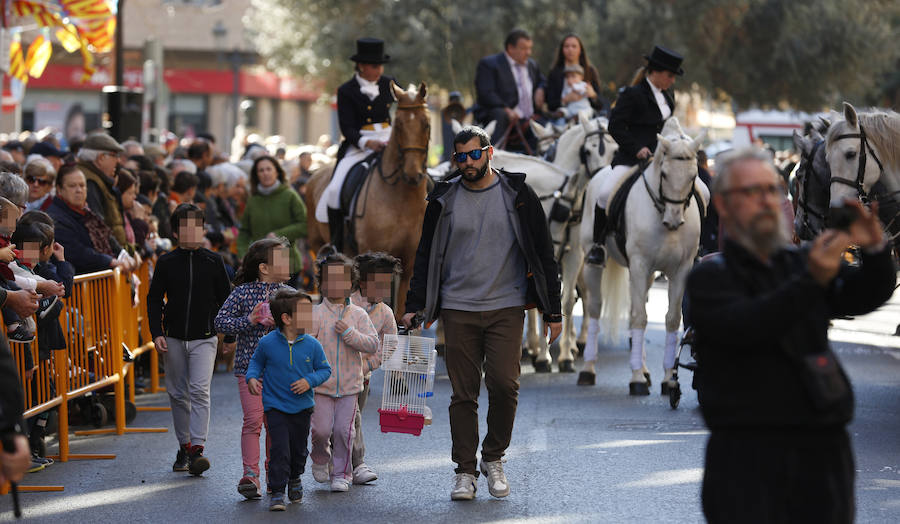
[350,38,390,64]
[644,45,684,76]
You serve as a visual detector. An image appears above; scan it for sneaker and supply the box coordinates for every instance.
[586,244,606,266]
[188,446,210,476]
[27,457,46,474]
[311,462,331,483]
[480,460,510,498]
[172,446,190,472]
[268,492,286,511]
[8,323,35,343]
[450,472,477,501]
[237,471,262,499]
[31,453,53,467]
[38,296,63,320]
[288,477,303,502]
[330,476,351,492]
[352,463,377,484]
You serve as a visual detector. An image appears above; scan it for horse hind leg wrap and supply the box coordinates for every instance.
[663,331,678,370]
[629,328,644,371]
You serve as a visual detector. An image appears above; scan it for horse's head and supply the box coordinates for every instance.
[390,82,430,186]
[577,112,616,178]
[530,120,562,157]
[654,119,705,230]
[824,102,880,212]
[792,127,829,240]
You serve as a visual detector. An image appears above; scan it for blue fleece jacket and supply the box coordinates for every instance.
[245,330,331,414]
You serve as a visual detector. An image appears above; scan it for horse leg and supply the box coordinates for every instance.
[557,245,582,372]
[528,309,552,373]
[577,263,603,385]
[661,263,690,394]
[628,259,652,396]
[576,270,588,351]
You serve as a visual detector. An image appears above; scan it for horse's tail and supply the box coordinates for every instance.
[600,257,630,344]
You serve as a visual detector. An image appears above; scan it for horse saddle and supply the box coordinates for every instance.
[606,170,643,264]
[339,152,380,217]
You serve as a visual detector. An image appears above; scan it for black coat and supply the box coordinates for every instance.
[147,247,232,341]
[687,239,896,430]
[35,258,75,358]
[46,196,118,275]
[0,288,23,435]
[473,53,545,122]
[336,75,397,159]
[545,65,603,112]
[608,79,674,167]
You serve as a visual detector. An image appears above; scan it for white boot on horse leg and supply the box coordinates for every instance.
[525,309,552,372]
[629,328,651,396]
[661,331,679,395]
[577,317,600,385]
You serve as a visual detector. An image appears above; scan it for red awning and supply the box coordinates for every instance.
[27,64,321,101]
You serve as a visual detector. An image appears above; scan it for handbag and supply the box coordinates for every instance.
[796,349,852,413]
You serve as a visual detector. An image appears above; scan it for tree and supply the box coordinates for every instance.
[247,0,900,111]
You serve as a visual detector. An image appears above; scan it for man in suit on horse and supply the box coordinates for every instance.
[316,38,397,252]
[473,29,546,149]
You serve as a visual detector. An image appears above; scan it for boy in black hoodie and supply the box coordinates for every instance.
[147,204,231,476]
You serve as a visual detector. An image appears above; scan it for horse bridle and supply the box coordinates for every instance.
[796,140,827,232]
[541,128,607,226]
[829,124,884,199]
[378,103,429,186]
[579,129,607,179]
[642,156,697,215]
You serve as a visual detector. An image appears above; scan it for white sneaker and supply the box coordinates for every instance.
[450,472,477,501]
[479,460,510,498]
[352,463,378,484]
[311,462,331,483]
[330,477,351,492]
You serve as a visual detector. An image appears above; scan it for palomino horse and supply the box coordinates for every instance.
[826,103,900,219]
[580,118,706,394]
[305,83,431,318]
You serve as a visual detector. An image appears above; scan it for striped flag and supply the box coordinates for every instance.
[9,35,28,83]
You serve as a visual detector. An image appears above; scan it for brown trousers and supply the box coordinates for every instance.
[441,307,524,475]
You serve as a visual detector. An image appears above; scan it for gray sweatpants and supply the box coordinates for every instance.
[164,336,217,447]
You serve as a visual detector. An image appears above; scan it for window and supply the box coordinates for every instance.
[168,94,208,137]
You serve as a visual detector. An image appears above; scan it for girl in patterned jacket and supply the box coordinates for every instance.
[309,248,378,492]
[214,237,292,499]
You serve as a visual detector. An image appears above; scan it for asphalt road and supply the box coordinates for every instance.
[3,284,900,523]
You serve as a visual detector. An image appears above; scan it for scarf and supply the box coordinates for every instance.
[256,180,281,196]
[82,207,115,256]
[356,73,380,101]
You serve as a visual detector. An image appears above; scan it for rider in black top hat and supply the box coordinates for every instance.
[315,38,398,252]
[585,45,684,267]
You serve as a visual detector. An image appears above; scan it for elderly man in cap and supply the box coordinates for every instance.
[77,133,128,247]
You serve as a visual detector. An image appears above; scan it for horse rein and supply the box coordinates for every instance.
[796,140,828,230]
[642,156,697,215]
[379,103,429,186]
[829,124,885,199]
[580,129,607,178]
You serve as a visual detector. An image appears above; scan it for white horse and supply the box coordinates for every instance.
[579,118,706,394]
[825,102,900,212]
[529,120,569,159]
[519,113,617,371]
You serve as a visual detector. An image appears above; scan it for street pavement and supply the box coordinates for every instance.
[2,283,900,523]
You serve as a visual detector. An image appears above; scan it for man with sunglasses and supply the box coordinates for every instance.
[687,148,895,523]
[403,126,561,501]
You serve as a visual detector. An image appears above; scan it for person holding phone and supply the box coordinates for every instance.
[686,148,895,523]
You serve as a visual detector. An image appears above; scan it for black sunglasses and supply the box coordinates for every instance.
[453,146,489,164]
[25,175,53,186]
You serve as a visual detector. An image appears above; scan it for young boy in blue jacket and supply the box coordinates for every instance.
[247,288,331,511]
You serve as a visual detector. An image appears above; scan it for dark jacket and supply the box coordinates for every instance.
[0,288,23,436]
[147,247,232,341]
[546,64,603,112]
[687,239,896,430]
[81,161,127,247]
[336,75,397,160]
[608,79,674,167]
[405,169,562,324]
[34,257,75,358]
[474,52,545,122]
[46,196,120,275]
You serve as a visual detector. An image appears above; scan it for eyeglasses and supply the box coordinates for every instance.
[723,183,783,200]
[453,146,489,164]
[25,175,53,187]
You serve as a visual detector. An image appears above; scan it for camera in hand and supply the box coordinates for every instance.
[828,205,859,231]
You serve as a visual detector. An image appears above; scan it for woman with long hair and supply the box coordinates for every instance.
[545,34,604,115]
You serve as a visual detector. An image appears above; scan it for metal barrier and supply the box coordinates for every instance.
[1,262,168,496]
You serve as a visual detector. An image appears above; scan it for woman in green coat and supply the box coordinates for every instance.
[237,156,307,279]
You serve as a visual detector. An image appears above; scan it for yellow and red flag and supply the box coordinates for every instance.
[8,35,28,84]
[25,33,53,78]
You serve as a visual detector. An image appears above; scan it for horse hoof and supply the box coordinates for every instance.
[643,372,652,388]
[558,360,575,373]
[629,381,650,396]
[577,371,595,386]
[661,381,671,395]
[534,360,552,373]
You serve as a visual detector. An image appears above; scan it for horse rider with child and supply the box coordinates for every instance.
[315,38,397,253]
